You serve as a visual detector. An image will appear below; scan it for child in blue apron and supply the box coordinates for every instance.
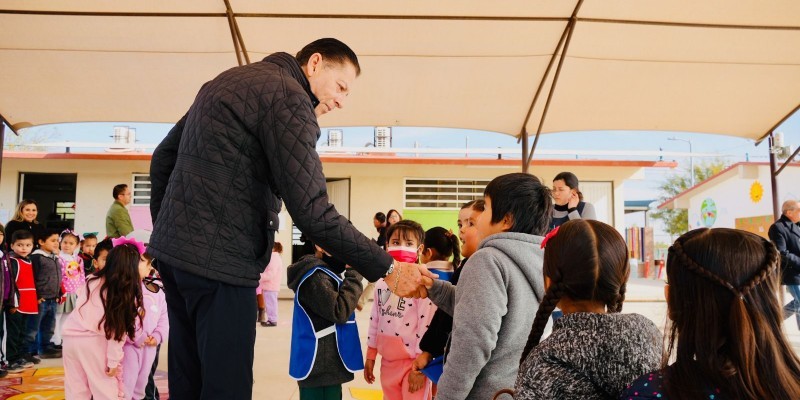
[287,245,365,400]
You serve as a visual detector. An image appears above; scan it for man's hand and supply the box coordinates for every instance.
[384,262,438,298]
[407,370,426,393]
[364,359,376,384]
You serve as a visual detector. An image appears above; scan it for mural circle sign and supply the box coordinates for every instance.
[700,198,717,227]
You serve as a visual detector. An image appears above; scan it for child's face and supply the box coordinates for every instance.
[476,196,512,241]
[138,255,152,279]
[39,234,60,254]
[0,232,4,245]
[457,207,472,245]
[387,230,421,263]
[60,235,79,255]
[81,238,98,257]
[11,239,34,258]
[462,209,484,258]
[93,249,109,271]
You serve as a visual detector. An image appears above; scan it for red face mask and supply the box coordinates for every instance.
[387,246,418,263]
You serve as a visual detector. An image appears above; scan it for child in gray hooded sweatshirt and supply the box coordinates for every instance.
[426,173,552,400]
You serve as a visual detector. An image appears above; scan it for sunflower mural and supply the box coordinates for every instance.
[750,181,764,203]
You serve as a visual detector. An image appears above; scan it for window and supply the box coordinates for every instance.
[54,201,76,222]
[132,174,151,206]
[404,178,490,210]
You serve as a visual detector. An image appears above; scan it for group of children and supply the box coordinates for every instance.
[0,220,169,400]
[288,172,800,400]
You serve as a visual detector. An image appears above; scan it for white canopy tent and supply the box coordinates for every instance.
[1,1,800,215]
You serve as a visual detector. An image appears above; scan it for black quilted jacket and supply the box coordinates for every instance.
[148,52,393,287]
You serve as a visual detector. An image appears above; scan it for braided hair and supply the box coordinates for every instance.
[519,219,630,363]
[664,228,800,400]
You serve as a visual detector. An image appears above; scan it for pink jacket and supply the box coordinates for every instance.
[62,278,125,369]
[258,251,282,293]
[366,279,436,361]
[127,283,169,347]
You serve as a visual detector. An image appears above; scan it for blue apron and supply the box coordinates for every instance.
[289,266,364,380]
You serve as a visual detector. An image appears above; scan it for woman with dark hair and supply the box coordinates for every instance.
[4,199,45,249]
[513,220,661,399]
[622,228,800,399]
[551,172,596,229]
[386,209,402,227]
[62,240,147,398]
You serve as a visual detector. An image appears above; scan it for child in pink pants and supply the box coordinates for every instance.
[63,238,150,400]
[122,273,168,400]
[364,220,434,400]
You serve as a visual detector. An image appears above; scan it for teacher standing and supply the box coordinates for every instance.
[550,172,596,229]
[148,38,432,399]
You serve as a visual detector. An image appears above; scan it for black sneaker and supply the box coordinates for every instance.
[0,368,7,378]
[52,344,63,350]
[7,359,33,373]
[39,349,62,359]
[24,354,41,364]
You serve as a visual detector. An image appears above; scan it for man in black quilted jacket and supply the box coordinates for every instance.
[148,38,434,399]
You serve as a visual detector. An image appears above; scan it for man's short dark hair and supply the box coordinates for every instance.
[374,212,386,224]
[113,184,128,200]
[11,229,34,244]
[484,173,553,236]
[37,228,61,244]
[296,38,361,76]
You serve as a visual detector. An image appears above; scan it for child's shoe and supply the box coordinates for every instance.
[7,359,33,373]
[264,321,277,327]
[0,368,7,378]
[39,348,61,359]
[24,354,41,364]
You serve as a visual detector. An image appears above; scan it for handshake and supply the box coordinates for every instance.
[382,262,438,299]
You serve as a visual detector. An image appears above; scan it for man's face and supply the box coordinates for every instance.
[118,188,133,206]
[304,54,357,117]
[787,202,800,223]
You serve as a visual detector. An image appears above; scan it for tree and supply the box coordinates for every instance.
[651,160,727,240]
[3,125,60,151]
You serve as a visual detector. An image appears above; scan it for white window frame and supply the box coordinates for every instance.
[404,178,491,210]
[131,173,151,206]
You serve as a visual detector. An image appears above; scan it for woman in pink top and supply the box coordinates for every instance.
[62,238,149,400]
[258,242,283,327]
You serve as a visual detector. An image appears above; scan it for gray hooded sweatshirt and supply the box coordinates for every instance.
[428,232,546,400]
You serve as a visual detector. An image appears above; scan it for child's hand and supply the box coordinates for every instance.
[106,366,117,377]
[413,352,433,371]
[363,359,376,384]
[9,307,17,314]
[407,370,426,393]
[144,336,158,346]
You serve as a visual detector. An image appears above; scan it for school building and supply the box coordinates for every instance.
[658,162,800,238]
[0,151,674,294]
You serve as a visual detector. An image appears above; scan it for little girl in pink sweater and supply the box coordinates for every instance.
[55,230,86,345]
[121,254,169,400]
[365,220,435,400]
[63,238,149,400]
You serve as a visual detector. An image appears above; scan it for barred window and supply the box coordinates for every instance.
[404,178,490,210]
[131,174,151,206]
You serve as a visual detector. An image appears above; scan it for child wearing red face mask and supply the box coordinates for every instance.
[364,220,437,400]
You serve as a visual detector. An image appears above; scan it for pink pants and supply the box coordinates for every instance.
[63,335,123,400]
[262,290,279,323]
[379,357,432,400]
[121,343,158,399]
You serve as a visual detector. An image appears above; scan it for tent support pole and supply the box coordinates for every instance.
[223,0,250,65]
[525,0,583,166]
[775,143,800,176]
[518,0,583,172]
[769,132,780,221]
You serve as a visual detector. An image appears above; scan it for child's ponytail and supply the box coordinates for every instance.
[423,227,461,265]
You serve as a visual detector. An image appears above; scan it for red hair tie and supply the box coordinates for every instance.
[540,226,561,249]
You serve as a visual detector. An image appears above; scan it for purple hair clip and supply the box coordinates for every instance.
[111,237,146,255]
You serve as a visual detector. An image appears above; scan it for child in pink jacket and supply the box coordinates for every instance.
[258,242,283,327]
[63,238,149,400]
[122,257,168,400]
[365,220,435,400]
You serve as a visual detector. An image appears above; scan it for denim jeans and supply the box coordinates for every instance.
[27,299,58,354]
[783,285,800,329]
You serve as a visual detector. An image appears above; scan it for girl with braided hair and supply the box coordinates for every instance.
[622,228,800,400]
[513,219,662,400]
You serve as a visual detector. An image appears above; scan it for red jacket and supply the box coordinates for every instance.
[9,256,38,314]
